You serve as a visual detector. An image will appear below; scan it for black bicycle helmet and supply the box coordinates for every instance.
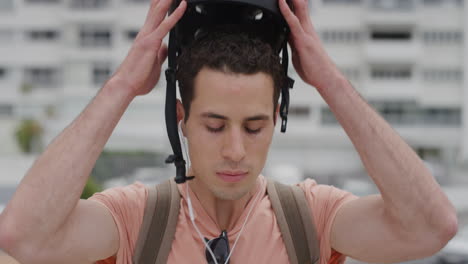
[164,0,295,184]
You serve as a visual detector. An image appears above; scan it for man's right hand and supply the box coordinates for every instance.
[110,0,186,97]
[0,1,186,263]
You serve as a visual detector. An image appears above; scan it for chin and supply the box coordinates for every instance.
[210,185,251,201]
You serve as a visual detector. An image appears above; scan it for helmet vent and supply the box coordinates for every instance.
[249,9,263,21]
[194,28,203,39]
[195,4,206,15]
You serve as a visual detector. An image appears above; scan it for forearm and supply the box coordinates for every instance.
[317,74,457,234]
[0,79,134,248]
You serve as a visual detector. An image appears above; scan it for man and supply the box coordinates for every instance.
[0,0,458,263]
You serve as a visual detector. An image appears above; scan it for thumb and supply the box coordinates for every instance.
[158,43,169,66]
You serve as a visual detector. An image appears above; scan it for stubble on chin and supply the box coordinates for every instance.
[210,186,250,201]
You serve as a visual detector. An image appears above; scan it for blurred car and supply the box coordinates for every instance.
[437,225,468,264]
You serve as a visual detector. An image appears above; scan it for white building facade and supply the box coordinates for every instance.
[269,0,467,185]
[0,0,466,184]
[0,0,170,155]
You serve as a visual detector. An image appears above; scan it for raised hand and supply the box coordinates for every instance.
[111,0,186,97]
[278,0,342,90]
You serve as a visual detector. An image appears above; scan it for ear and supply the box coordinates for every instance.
[176,99,186,135]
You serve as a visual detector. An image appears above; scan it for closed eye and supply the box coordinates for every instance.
[206,126,262,134]
[245,127,262,134]
[206,126,224,133]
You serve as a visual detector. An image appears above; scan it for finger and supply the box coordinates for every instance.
[141,0,174,35]
[292,0,312,33]
[146,0,186,46]
[158,43,169,66]
[279,0,305,37]
[140,0,162,35]
[289,0,310,28]
[149,0,176,32]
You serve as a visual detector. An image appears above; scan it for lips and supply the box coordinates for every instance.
[216,171,248,183]
[217,171,247,176]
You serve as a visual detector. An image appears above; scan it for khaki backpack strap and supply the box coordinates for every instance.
[133,179,181,264]
[267,179,320,264]
[132,182,159,263]
[290,183,320,263]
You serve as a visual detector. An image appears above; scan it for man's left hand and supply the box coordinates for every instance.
[278,0,343,90]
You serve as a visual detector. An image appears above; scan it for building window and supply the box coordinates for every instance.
[369,0,414,11]
[371,66,412,80]
[0,0,14,10]
[421,108,461,126]
[423,0,442,5]
[70,0,109,9]
[416,147,441,161]
[79,27,112,47]
[323,0,361,4]
[25,0,60,3]
[423,31,463,45]
[321,107,338,125]
[371,30,412,41]
[0,104,13,117]
[24,67,60,88]
[92,62,112,85]
[323,101,461,126]
[423,0,461,6]
[26,30,60,42]
[125,29,139,41]
[371,101,461,126]
[0,68,6,79]
[423,69,463,83]
[372,101,413,124]
[321,30,361,44]
[289,105,311,118]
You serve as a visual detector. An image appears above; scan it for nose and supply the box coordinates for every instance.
[221,127,246,163]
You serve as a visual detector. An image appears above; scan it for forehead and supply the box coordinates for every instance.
[190,67,275,118]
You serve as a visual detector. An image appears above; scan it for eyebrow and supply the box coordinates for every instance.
[200,112,270,121]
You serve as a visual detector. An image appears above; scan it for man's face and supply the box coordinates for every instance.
[181,67,276,201]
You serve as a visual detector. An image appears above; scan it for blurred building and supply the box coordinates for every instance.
[269,0,467,186]
[0,0,466,185]
[0,0,169,156]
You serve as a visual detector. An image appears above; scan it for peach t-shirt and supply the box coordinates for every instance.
[90,175,358,264]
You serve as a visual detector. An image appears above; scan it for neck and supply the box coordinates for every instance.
[189,178,258,231]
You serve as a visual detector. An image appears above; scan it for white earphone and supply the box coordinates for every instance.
[179,121,218,262]
[178,121,191,171]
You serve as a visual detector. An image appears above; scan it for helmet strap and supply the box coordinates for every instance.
[165,30,195,184]
[280,40,294,133]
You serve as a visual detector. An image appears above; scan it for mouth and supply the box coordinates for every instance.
[216,171,248,183]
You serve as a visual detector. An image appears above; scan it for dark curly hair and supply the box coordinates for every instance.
[176,26,285,122]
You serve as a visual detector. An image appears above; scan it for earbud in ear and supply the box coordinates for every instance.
[178,121,191,171]
[178,121,185,138]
